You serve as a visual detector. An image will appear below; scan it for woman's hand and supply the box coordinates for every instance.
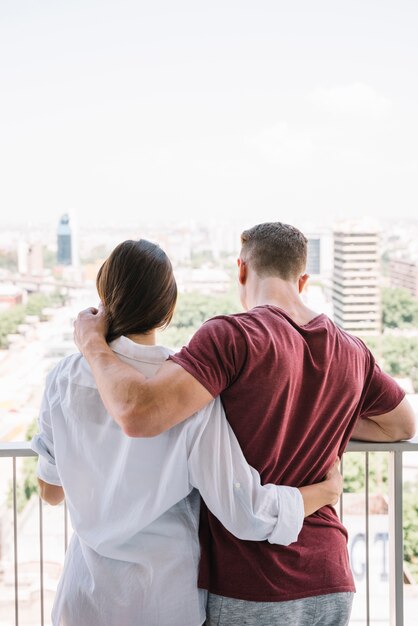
[298,457,343,517]
[323,457,343,506]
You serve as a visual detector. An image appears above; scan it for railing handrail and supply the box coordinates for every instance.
[347,437,418,452]
[1,437,418,457]
[0,441,36,457]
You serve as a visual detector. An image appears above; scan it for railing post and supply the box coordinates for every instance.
[388,450,404,626]
[13,456,19,626]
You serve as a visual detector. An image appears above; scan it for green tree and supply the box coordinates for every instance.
[382,287,418,329]
[360,333,418,392]
[0,250,18,271]
[403,484,418,577]
[0,292,64,348]
[343,452,418,579]
[158,289,241,348]
[381,336,418,391]
[0,305,26,348]
[342,452,388,493]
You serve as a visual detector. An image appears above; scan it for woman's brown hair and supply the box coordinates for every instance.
[96,239,177,342]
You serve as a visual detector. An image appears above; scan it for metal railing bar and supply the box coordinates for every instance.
[365,452,370,626]
[0,442,36,457]
[389,450,404,626]
[347,438,418,453]
[39,496,45,626]
[13,457,19,626]
[2,439,418,456]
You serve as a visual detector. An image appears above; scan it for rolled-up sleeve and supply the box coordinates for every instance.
[31,369,62,487]
[187,398,304,546]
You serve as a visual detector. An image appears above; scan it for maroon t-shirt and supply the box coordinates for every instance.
[170,305,405,602]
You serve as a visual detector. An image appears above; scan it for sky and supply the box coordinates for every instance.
[1,0,417,228]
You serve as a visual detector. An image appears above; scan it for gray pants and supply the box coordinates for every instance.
[206,591,354,626]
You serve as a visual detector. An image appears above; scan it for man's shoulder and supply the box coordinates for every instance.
[196,310,258,340]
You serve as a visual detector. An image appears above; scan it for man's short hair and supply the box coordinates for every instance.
[240,222,308,281]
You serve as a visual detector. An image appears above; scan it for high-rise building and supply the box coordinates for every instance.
[306,238,321,275]
[332,223,381,336]
[303,230,334,279]
[57,214,72,266]
[389,258,418,299]
[18,240,44,276]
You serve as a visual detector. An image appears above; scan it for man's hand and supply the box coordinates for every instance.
[74,305,108,355]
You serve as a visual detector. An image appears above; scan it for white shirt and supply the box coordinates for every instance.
[32,336,304,626]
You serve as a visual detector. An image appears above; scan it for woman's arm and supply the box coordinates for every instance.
[299,459,342,516]
[38,479,65,506]
[187,400,343,546]
[31,367,65,505]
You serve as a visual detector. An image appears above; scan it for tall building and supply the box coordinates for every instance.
[332,223,381,336]
[57,214,72,266]
[303,230,334,279]
[18,240,44,276]
[306,238,321,275]
[389,258,418,299]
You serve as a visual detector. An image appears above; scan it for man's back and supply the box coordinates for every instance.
[171,304,405,601]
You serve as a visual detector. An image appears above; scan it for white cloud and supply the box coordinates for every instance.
[309,83,392,119]
[253,121,314,165]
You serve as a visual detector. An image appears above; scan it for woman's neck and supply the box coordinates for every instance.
[126,330,156,346]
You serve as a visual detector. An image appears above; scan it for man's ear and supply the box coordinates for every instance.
[298,273,309,293]
[237,258,247,285]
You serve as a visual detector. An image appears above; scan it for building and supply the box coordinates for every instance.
[0,284,24,310]
[57,214,72,266]
[17,240,44,276]
[332,223,381,336]
[389,258,418,299]
[304,231,333,279]
[306,237,321,275]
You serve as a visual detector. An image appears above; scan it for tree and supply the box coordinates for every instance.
[381,336,418,391]
[0,305,26,348]
[158,289,241,348]
[382,287,418,329]
[343,452,418,579]
[0,250,18,271]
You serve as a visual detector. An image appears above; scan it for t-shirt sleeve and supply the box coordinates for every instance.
[169,316,248,397]
[360,355,406,418]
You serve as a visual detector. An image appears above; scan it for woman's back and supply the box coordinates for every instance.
[33,336,207,626]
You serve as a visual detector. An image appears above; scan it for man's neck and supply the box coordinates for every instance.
[248,280,318,326]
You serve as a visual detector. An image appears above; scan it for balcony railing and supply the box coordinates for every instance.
[1,439,418,626]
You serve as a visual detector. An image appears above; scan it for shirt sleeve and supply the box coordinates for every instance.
[31,368,62,487]
[360,354,406,418]
[187,397,304,546]
[169,316,248,397]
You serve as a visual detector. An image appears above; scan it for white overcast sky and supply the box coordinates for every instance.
[0,0,417,228]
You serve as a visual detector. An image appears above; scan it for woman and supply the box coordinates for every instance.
[32,239,341,626]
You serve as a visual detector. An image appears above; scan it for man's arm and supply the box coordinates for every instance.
[74,307,213,436]
[351,397,416,442]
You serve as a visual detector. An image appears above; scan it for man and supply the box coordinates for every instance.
[75,222,415,626]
